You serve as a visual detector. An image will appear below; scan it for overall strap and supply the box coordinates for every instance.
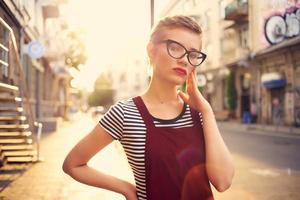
[190,106,202,128]
[132,96,156,129]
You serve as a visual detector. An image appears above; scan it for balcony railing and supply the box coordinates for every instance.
[221,46,250,65]
[224,0,248,21]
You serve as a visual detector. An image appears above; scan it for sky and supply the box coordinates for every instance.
[61,0,169,91]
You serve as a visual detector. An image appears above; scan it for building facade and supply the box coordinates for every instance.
[253,1,300,126]
[0,0,72,132]
[160,0,300,126]
[108,42,149,102]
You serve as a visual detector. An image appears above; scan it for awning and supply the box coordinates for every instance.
[51,64,72,79]
[261,72,286,89]
[262,79,287,89]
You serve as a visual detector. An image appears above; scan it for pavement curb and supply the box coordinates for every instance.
[217,121,300,138]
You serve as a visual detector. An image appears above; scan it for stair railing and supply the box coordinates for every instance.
[0,17,42,161]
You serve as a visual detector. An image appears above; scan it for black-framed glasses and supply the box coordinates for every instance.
[160,39,207,67]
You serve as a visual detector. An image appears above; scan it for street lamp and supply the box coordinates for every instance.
[151,0,154,28]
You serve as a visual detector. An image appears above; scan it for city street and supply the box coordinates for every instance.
[0,113,300,200]
[1,0,300,199]
[214,123,300,200]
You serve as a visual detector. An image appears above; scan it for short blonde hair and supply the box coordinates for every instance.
[150,15,202,43]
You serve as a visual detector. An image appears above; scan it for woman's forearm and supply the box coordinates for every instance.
[201,108,235,192]
[65,165,135,197]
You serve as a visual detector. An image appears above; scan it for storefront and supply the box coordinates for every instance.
[200,67,229,120]
[223,58,259,123]
[256,3,300,126]
[234,63,252,120]
[255,37,300,126]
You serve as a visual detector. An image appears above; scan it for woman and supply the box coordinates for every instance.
[63,15,234,200]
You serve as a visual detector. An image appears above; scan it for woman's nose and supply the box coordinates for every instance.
[177,54,189,66]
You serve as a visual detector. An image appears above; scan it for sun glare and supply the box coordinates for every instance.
[61,0,170,91]
[61,0,153,91]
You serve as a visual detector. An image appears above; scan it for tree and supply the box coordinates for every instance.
[64,31,87,70]
[225,71,237,112]
[88,72,115,107]
[181,81,204,93]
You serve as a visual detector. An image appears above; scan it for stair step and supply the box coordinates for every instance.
[0,107,23,113]
[0,156,7,167]
[0,116,26,121]
[6,156,35,163]
[0,83,19,92]
[0,97,22,102]
[3,150,37,157]
[0,131,31,137]
[0,124,29,130]
[1,144,34,151]
[0,138,32,144]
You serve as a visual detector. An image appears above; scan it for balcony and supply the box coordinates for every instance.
[220,30,250,66]
[222,46,250,65]
[224,0,248,21]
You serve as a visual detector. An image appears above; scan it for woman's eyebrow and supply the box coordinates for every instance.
[189,47,200,52]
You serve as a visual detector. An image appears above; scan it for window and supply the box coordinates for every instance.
[204,9,212,30]
[239,26,249,48]
[1,29,9,77]
[22,54,30,81]
[219,0,227,19]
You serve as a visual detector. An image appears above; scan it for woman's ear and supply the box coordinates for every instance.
[147,42,154,60]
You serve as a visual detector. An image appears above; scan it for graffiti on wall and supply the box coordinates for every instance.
[264,6,300,44]
[267,0,300,9]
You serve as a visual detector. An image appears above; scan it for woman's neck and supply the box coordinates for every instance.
[142,76,182,105]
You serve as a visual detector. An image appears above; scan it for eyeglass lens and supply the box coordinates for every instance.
[167,41,205,66]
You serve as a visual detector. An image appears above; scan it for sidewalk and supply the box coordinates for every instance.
[0,112,134,200]
[217,120,300,138]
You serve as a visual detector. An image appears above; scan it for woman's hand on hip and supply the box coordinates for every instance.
[177,70,212,114]
[123,182,138,200]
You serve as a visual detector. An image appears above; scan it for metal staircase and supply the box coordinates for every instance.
[0,17,41,167]
[0,83,38,166]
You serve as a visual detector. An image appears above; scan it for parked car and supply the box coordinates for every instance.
[91,106,106,117]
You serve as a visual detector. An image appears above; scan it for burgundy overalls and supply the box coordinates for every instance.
[133,96,214,200]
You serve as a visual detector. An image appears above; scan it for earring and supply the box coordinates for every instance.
[147,65,153,77]
[147,58,153,77]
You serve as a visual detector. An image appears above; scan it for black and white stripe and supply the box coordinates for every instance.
[99,98,203,200]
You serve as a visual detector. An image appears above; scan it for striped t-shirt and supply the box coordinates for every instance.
[99,98,203,200]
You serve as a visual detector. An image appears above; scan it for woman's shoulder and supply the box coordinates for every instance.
[108,97,138,113]
[114,97,136,107]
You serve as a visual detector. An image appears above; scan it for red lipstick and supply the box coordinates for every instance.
[173,68,187,76]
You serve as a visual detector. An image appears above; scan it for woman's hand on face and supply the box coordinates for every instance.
[177,70,212,114]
